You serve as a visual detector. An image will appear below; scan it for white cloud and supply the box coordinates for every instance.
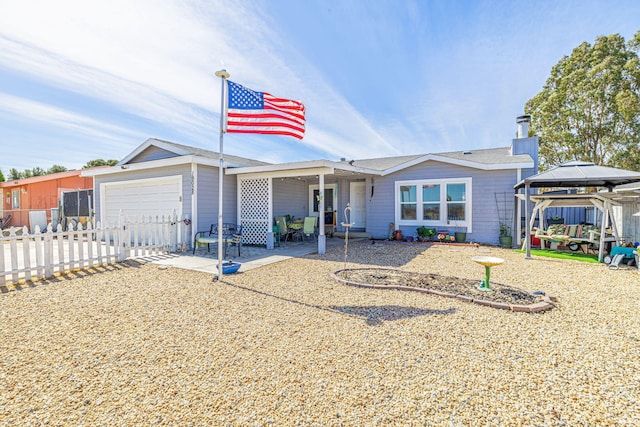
[1,0,639,172]
[0,93,143,142]
[0,0,394,166]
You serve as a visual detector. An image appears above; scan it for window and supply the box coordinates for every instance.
[308,184,337,216]
[422,184,440,220]
[12,189,20,209]
[312,188,333,212]
[446,183,466,221]
[399,185,416,220]
[395,178,472,230]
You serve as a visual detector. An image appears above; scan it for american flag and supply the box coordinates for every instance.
[226,81,305,140]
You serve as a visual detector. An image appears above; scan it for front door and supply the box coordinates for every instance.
[349,181,366,229]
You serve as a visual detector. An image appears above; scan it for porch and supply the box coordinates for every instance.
[226,160,380,254]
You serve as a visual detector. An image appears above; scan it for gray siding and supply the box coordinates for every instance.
[272,179,309,220]
[334,178,367,232]
[93,164,192,223]
[511,136,539,177]
[128,146,180,163]
[195,165,237,232]
[366,161,519,245]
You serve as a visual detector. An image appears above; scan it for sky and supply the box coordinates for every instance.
[1,0,639,174]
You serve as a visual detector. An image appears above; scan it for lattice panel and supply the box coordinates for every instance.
[239,178,270,245]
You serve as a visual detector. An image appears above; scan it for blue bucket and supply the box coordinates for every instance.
[217,261,241,274]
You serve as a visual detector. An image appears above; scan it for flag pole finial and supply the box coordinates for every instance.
[215,69,230,79]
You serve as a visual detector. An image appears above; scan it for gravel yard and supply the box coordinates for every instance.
[1,241,639,425]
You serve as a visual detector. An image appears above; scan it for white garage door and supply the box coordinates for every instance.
[101,176,182,224]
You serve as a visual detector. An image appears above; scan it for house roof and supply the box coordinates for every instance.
[84,138,535,178]
[0,169,87,187]
[346,146,533,175]
[83,138,270,177]
[121,138,270,168]
[514,161,640,190]
[230,145,534,177]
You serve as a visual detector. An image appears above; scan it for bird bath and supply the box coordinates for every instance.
[471,256,504,290]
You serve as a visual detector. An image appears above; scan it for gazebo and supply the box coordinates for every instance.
[514,161,640,261]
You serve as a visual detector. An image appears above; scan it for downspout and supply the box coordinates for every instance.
[191,163,197,246]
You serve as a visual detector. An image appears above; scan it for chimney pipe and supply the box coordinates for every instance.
[516,114,531,139]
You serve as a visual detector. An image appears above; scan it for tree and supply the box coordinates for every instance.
[30,167,46,177]
[83,159,118,168]
[526,31,640,171]
[8,168,23,180]
[0,169,4,182]
[47,165,68,174]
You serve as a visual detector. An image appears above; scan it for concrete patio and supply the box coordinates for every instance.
[140,236,350,275]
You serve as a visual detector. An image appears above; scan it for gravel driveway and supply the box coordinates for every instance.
[1,241,639,425]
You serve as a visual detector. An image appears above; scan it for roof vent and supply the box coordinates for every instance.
[463,151,472,155]
[340,157,346,162]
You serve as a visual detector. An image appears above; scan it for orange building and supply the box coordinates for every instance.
[0,170,94,231]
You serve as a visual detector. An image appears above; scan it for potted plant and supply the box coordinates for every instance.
[454,226,467,243]
[499,222,512,247]
[416,226,436,242]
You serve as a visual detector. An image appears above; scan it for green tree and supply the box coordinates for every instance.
[8,168,23,180]
[30,167,46,177]
[526,31,640,171]
[83,159,118,168]
[47,164,68,174]
[0,169,4,182]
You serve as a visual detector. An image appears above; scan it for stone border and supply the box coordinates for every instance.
[330,268,556,313]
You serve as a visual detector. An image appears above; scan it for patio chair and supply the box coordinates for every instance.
[193,223,242,256]
[225,224,243,257]
[302,216,318,242]
[193,224,219,254]
[275,216,295,244]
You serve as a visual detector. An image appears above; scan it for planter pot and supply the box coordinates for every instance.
[499,236,513,248]
[454,232,467,243]
[394,230,404,241]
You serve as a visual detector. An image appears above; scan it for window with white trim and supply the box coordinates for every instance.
[395,178,472,230]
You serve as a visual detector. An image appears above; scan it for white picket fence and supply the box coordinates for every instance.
[0,214,185,286]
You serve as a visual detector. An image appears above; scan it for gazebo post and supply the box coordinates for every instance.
[525,183,532,259]
[598,203,610,263]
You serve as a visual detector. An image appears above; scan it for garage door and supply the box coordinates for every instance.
[101,176,182,224]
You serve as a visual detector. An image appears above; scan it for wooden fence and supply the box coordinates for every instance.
[0,213,184,286]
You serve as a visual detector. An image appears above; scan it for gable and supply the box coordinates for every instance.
[128,145,181,164]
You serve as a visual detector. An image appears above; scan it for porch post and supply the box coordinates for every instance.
[266,177,274,250]
[318,173,326,254]
[525,183,532,259]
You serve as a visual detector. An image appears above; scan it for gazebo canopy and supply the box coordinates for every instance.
[514,161,640,190]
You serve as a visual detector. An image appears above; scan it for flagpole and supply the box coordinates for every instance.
[215,69,230,281]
